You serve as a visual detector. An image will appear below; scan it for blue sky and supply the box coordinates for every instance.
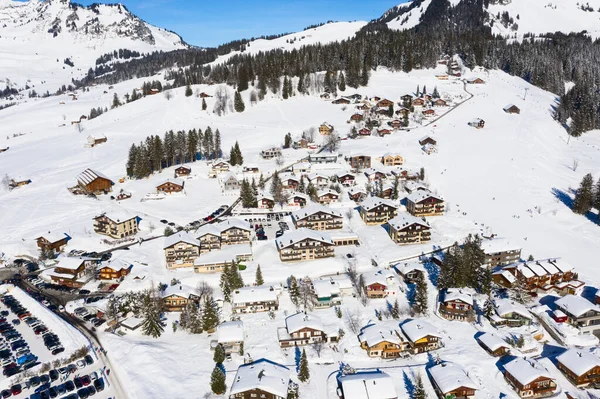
[76,0,404,47]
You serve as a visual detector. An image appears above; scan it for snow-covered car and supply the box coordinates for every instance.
[76,360,86,369]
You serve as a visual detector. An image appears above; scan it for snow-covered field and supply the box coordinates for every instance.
[2,59,600,398]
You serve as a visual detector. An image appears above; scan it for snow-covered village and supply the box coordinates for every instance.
[1,0,600,398]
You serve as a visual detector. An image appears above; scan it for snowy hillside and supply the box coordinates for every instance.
[487,0,600,39]
[210,21,367,66]
[0,0,186,93]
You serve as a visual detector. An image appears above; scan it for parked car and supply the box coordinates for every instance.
[84,355,94,366]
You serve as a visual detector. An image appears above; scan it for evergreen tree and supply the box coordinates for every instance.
[297,73,305,94]
[237,64,249,92]
[141,289,164,338]
[214,129,222,159]
[416,85,420,97]
[111,93,121,109]
[284,133,292,149]
[240,179,258,208]
[338,72,346,91]
[282,76,290,99]
[234,141,243,165]
[478,266,493,295]
[234,91,245,112]
[413,374,427,399]
[594,178,600,211]
[210,366,226,395]
[573,173,594,214]
[413,273,428,315]
[203,127,214,160]
[220,262,232,302]
[391,299,400,319]
[422,85,427,95]
[187,129,198,162]
[201,296,219,332]
[126,144,137,177]
[213,344,226,364]
[255,265,264,286]
[270,171,284,204]
[258,174,266,190]
[185,83,192,97]
[251,178,258,195]
[298,349,310,382]
[484,297,494,319]
[289,276,300,308]
[202,98,207,111]
[432,86,440,98]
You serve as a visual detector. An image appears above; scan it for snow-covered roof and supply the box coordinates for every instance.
[556,295,600,318]
[217,218,252,233]
[275,228,334,250]
[503,104,519,111]
[477,333,509,352]
[363,167,387,176]
[313,280,341,299]
[388,214,430,231]
[516,263,535,279]
[285,313,324,334]
[98,211,138,224]
[120,317,144,330]
[258,192,274,202]
[358,323,404,347]
[36,232,68,243]
[76,168,112,186]
[361,269,396,288]
[393,262,426,275]
[222,172,239,182]
[317,189,339,198]
[406,189,443,204]
[360,197,398,212]
[323,275,354,290]
[536,260,560,275]
[401,319,440,342]
[229,359,290,398]
[525,262,549,277]
[102,258,133,272]
[157,178,184,187]
[193,244,252,266]
[338,371,397,399]
[493,298,531,320]
[348,187,367,195]
[549,259,574,274]
[55,257,86,271]
[429,362,477,394]
[442,289,473,306]
[218,321,244,344]
[556,349,600,377]
[335,171,356,178]
[232,286,278,305]
[196,224,221,238]
[481,238,520,255]
[503,358,554,386]
[163,231,200,249]
[161,284,197,299]
[404,181,428,192]
[292,204,342,221]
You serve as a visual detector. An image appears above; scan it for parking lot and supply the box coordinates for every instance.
[239,212,295,241]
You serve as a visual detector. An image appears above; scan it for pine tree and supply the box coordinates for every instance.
[185,83,192,97]
[234,91,245,112]
[298,349,310,382]
[478,266,493,295]
[416,85,420,97]
[422,85,427,95]
[289,276,300,308]
[201,296,219,332]
[220,262,232,302]
[214,129,222,159]
[391,299,400,319]
[234,141,243,165]
[111,93,121,109]
[229,145,238,166]
[141,289,164,338]
[484,297,494,319]
[213,344,226,364]
[297,73,305,94]
[270,171,284,204]
[594,178,600,211]
[187,129,198,163]
[202,98,207,111]
[284,133,292,149]
[126,144,137,177]
[413,373,427,399]
[573,173,594,214]
[210,366,227,394]
[255,265,264,286]
[283,76,290,99]
[258,174,266,190]
[413,273,428,315]
[432,86,440,98]
[338,72,346,91]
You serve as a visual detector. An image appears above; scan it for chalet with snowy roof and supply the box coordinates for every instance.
[377,128,392,136]
[490,298,532,327]
[358,128,371,136]
[229,359,290,399]
[85,135,107,148]
[361,269,398,299]
[156,178,184,194]
[387,214,431,245]
[503,358,557,398]
[309,152,338,164]
[278,313,337,347]
[217,320,244,354]
[468,118,485,129]
[357,103,371,111]
[76,168,113,194]
[222,172,240,191]
[319,122,334,135]
[316,189,339,205]
[432,99,447,107]
[348,186,367,202]
[364,168,387,182]
[293,138,309,149]
[98,258,132,280]
[275,228,334,262]
[392,168,420,181]
[337,371,398,399]
[48,257,89,288]
[419,136,437,146]
[281,174,300,190]
[347,154,371,170]
[555,295,600,335]
[292,204,342,231]
[293,161,311,174]
[429,362,478,399]
[288,193,309,208]
[400,319,441,353]
[376,98,393,108]
[312,279,342,308]
[93,212,138,239]
[406,190,444,217]
[557,349,600,387]
[504,104,520,114]
[36,232,70,253]
[306,173,330,187]
[401,94,413,103]
[211,161,230,173]
[388,119,404,129]
[218,218,252,246]
[395,107,410,117]
[231,286,279,314]
[174,165,191,177]
[393,262,425,283]
[116,189,132,201]
[333,97,351,105]
[196,224,222,253]
[161,285,200,312]
[193,244,252,273]
[335,172,356,187]
[493,259,578,293]
[438,289,475,322]
[257,193,275,209]
[481,239,521,266]
[163,232,200,269]
[476,332,511,357]
[403,181,428,194]
[358,323,409,359]
[359,197,398,225]
[467,77,485,84]
[412,98,426,107]
[350,113,364,122]
[261,147,282,159]
[422,109,436,117]
[380,154,404,167]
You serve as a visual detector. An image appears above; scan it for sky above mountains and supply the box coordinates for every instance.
[75,0,403,47]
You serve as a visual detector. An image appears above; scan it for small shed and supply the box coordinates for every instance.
[503,104,520,114]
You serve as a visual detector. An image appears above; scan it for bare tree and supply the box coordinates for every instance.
[344,308,361,335]
[196,281,214,301]
[302,127,316,143]
[164,90,173,101]
[312,341,324,358]
[213,86,230,116]
[299,277,317,311]
[75,122,84,134]
[345,208,354,221]
[572,158,579,172]
[1,174,10,191]
[324,132,341,152]
[275,154,285,167]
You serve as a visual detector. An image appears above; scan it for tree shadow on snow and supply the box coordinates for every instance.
[540,343,567,360]
[403,370,416,397]
[423,258,439,287]
[582,285,599,303]
[551,187,573,209]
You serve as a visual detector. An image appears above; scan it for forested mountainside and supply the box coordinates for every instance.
[73,0,600,136]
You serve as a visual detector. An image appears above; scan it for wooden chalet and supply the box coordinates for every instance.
[156,178,184,194]
[380,154,404,167]
[406,190,444,216]
[504,104,521,114]
[422,109,436,117]
[229,359,290,399]
[348,187,367,203]
[438,289,475,322]
[164,232,201,269]
[419,136,437,146]
[36,233,70,253]
[359,197,398,226]
[9,178,31,189]
[388,119,403,129]
[161,285,200,312]
[85,135,107,148]
[377,99,394,108]
[76,168,113,194]
[346,154,371,170]
[333,98,351,105]
[48,257,88,288]
[433,98,447,107]
[388,214,431,245]
[358,323,409,359]
[395,107,410,117]
[467,77,486,84]
[278,313,337,347]
[116,189,132,201]
[350,113,364,122]
[174,165,192,177]
[319,122,334,135]
[98,259,132,280]
[361,270,398,299]
[358,128,371,136]
[335,172,356,187]
[338,372,398,399]
[400,319,441,354]
[503,358,557,398]
[378,128,392,136]
[316,189,339,205]
[199,92,212,98]
[232,286,279,313]
[429,362,478,399]
[401,94,413,103]
[476,332,510,357]
[412,98,426,107]
[556,349,600,387]
[93,212,139,239]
